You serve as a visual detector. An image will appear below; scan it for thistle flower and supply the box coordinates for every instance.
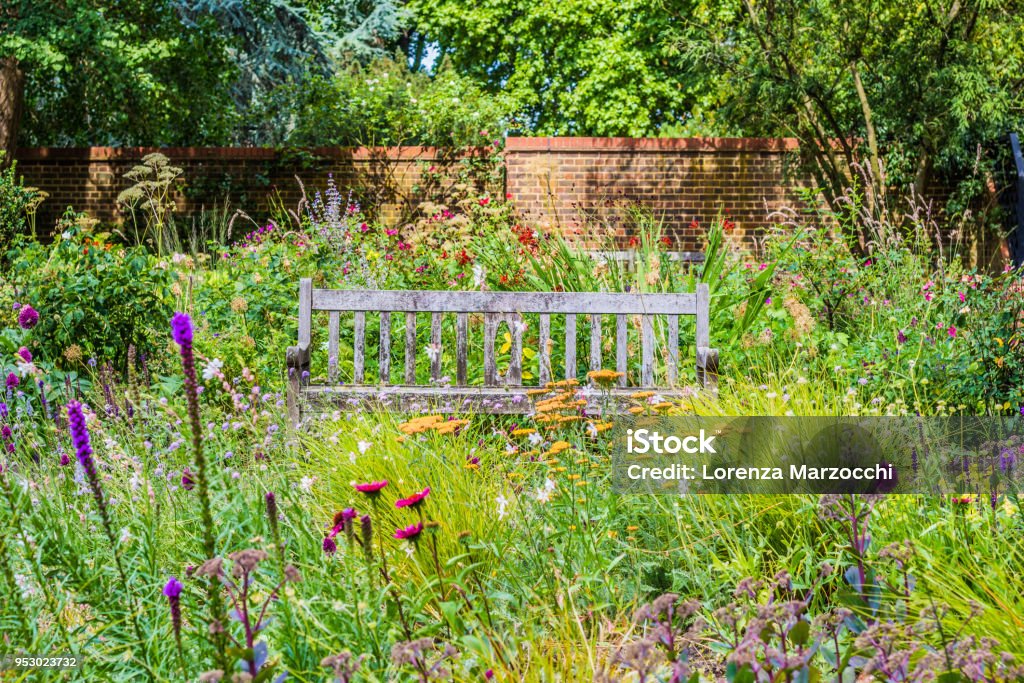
[15,347,31,363]
[18,305,39,330]
[5,373,18,390]
[394,522,424,541]
[353,480,388,496]
[395,487,430,509]
[323,536,338,555]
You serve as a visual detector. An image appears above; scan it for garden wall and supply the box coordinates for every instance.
[504,137,808,251]
[15,138,812,250]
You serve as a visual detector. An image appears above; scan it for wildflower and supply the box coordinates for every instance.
[18,305,39,329]
[354,480,388,496]
[395,487,430,509]
[201,358,224,381]
[15,347,31,363]
[947,325,957,338]
[164,576,184,650]
[64,345,83,364]
[330,508,358,537]
[587,369,624,387]
[897,329,907,344]
[323,536,337,554]
[394,522,424,541]
[5,373,18,390]
[181,469,196,491]
[496,494,509,520]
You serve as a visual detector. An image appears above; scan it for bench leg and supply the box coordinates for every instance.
[697,347,719,394]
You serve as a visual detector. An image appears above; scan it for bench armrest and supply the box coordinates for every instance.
[696,346,719,392]
[286,342,311,428]
[286,342,310,374]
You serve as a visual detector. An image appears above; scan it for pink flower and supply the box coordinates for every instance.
[354,480,388,496]
[395,487,430,509]
[393,522,424,541]
[958,291,966,303]
[947,325,957,338]
[15,347,31,363]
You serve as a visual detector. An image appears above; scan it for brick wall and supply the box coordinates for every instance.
[504,137,808,251]
[14,146,490,234]
[14,138,812,249]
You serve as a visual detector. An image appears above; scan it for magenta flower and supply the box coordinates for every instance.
[5,373,18,390]
[323,536,338,554]
[353,480,388,496]
[329,508,358,537]
[393,522,424,541]
[897,330,907,345]
[181,469,196,491]
[18,305,39,330]
[15,347,31,363]
[395,487,430,509]
[164,576,184,651]
[947,325,957,338]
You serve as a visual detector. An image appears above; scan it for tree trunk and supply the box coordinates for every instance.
[0,56,24,167]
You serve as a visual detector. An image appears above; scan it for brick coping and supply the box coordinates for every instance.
[504,137,800,152]
[15,137,801,162]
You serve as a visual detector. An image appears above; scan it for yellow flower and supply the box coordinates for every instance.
[511,428,537,437]
[587,369,624,386]
[568,474,580,481]
[575,480,588,487]
[607,530,618,539]
[628,406,644,415]
[626,525,639,532]
[545,441,571,456]
[630,391,655,400]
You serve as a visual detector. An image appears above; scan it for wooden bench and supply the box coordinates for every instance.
[286,279,718,424]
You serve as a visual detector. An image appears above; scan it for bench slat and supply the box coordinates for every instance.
[430,312,442,382]
[590,314,602,373]
[328,311,340,383]
[379,312,391,384]
[667,314,679,386]
[538,313,551,385]
[564,314,577,380]
[404,312,417,384]
[298,279,312,348]
[353,312,365,383]
[312,289,698,315]
[483,314,498,385]
[616,314,628,387]
[641,314,654,386]
[456,313,468,386]
[508,314,523,385]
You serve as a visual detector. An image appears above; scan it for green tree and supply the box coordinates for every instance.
[675,0,1024,229]
[0,0,238,149]
[407,0,715,136]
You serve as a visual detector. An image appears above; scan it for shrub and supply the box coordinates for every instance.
[5,213,173,368]
[0,154,44,260]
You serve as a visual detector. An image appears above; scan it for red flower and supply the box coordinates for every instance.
[500,274,510,284]
[660,236,672,247]
[353,480,388,496]
[395,487,430,509]
[394,522,424,541]
[722,219,736,232]
[456,250,472,266]
[689,219,699,230]
[628,237,639,248]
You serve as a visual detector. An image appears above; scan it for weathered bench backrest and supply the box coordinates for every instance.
[292,279,715,390]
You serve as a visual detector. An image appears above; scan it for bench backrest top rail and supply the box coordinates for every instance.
[308,286,700,315]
